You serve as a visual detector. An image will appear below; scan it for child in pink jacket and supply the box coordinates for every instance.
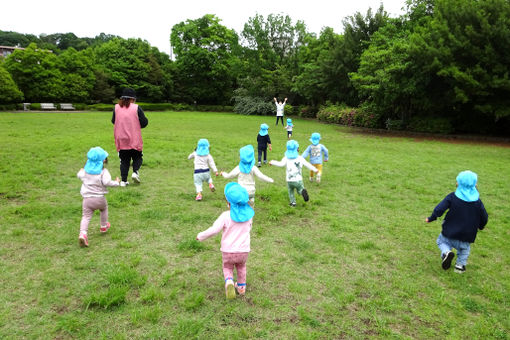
[196,182,254,299]
[77,147,120,247]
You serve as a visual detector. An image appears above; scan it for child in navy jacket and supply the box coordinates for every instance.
[426,170,488,273]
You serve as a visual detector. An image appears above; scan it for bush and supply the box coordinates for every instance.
[298,105,317,118]
[317,104,382,128]
[408,116,454,134]
[385,119,405,131]
[232,95,275,115]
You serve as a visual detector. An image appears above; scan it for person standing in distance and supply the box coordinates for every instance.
[274,97,287,126]
[112,88,148,187]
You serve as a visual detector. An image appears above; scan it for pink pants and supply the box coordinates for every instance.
[222,252,249,284]
[80,197,108,234]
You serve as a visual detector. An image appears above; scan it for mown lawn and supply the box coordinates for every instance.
[0,111,509,339]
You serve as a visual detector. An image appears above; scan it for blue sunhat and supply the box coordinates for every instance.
[310,132,321,146]
[455,170,479,202]
[224,182,254,222]
[239,145,255,174]
[196,139,210,156]
[286,118,293,126]
[259,123,269,136]
[285,140,299,159]
[84,147,108,175]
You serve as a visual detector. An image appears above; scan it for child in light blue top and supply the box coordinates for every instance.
[301,132,329,183]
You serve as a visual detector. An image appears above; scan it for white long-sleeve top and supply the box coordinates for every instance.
[77,168,119,198]
[222,166,274,195]
[270,156,318,182]
[188,151,218,173]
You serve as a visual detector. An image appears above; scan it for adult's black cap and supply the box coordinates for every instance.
[120,88,136,99]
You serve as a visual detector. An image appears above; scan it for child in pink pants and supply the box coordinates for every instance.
[77,147,120,247]
[196,182,254,299]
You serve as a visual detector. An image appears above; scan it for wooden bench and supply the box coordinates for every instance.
[40,103,57,110]
[60,103,75,110]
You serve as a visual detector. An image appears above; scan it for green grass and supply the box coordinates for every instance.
[0,111,509,339]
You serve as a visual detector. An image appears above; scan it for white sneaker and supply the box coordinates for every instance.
[131,172,140,183]
[120,181,129,187]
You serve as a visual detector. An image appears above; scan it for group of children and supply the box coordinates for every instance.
[77,96,489,299]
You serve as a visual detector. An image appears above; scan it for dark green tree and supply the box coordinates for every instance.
[0,63,23,103]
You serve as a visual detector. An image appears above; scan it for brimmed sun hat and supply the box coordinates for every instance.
[259,123,269,136]
[286,118,293,126]
[285,140,299,159]
[239,145,255,174]
[455,170,479,202]
[84,146,108,175]
[224,182,254,222]
[310,132,321,145]
[196,139,210,156]
[120,88,136,99]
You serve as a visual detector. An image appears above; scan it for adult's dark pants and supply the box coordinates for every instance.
[276,116,284,126]
[257,148,267,163]
[119,149,143,182]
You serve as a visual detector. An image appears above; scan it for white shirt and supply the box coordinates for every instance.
[222,165,274,195]
[275,103,285,116]
[77,168,119,198]
[270,156,317,182]
[188,152,218,173]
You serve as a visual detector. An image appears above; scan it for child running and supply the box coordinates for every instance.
[188,139,219,201]
[284,118,293,140]
[196,182,254,299]
[270,140,318,207]
[301,132,329,183]
[221,145,274,206]
[425,170,488,273]
[77,147,120,247]
[256,123,272,167]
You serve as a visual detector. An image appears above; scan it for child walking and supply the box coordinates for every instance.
[188,139,219,201]
[425,170,488,273]
[221,145,274,206]
[196,182,254,299]
[284,118,293,140]
[256,123,272,167]
[77,147,120,247]
[301,133,329,183]
[270,140,318,207]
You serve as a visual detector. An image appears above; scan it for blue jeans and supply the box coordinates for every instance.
[436,233,471,266]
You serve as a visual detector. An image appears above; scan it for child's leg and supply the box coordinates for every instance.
[263,149,267,162]
[436,233,453,256]
[80,198,95,234]
[257,149,263,163]
[234,253,249,284]
[454,241,471,266]
[287,182,297,204]
[193,173,203,193]
[118,150,131,182]
[131,150,143,174]
[97,197,108,226]
[222,252,235,281]
[314,164,322,179]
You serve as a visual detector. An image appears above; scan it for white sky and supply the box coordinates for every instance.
[2,0,405,55]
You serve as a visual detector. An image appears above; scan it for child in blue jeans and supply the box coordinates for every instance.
[425,170,488,273]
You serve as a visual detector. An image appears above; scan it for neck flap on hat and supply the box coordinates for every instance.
[84,147,109,175]
[239,145,255,174]
[196,139,210,156]
[455,170,479,202]
[224,182,254,222]
[285,140,299,159]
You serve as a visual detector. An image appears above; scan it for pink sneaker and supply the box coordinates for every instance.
[195,193,203,201]
[100,222,111,233]
[79,233,89,247]
[209,183,215,192]
[225,278,235,299]
[235,282,246,295]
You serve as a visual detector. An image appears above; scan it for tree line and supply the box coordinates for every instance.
[1,0,509,134]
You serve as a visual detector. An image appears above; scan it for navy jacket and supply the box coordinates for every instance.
[257,134,271,150]
[428,192,488,243]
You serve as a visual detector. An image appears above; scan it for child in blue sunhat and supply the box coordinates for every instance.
[301,132,329,183]
[77,147,120,247]
[196,182,254,299]
[270,140,318,207]
[425,170,488,273]
[284,118,293,140]
[222,145,274,206]
[188,139,219,201]
[256,123,272,167]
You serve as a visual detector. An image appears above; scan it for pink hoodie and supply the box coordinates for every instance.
[197,211,252,253]
[113,103,143,152]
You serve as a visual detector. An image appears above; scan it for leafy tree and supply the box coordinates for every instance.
[170,14,241,104]
[0,30,39,47]
[58,48,96,102]
[0,63,23,103]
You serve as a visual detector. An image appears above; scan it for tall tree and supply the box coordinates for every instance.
[0,63,23,103]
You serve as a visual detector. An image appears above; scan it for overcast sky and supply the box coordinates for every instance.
[2,0,405,55]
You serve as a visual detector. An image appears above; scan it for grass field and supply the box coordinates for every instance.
[0,111,509,339]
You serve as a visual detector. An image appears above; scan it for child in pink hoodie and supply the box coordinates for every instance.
[77,147,120,247]
[196,182,254,299]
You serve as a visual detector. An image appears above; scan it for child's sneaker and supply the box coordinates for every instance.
[79,233,89,247]
[195,193,202,201]
[441,251,455,270]
[209,182,215,192]
[264,160,267,165]
[235,282,246,295]
[100,222,111,233]
[120,181,129,187]
[131,171,140,183]
[289,202,296,207]
[302,189,309,202]
[454,264,466,273]
[257,161,261,167]
[225,278,236,299]
[316,175,321,183]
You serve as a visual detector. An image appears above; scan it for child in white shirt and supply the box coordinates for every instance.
[284,118,293,140]
[188,139,219,201]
